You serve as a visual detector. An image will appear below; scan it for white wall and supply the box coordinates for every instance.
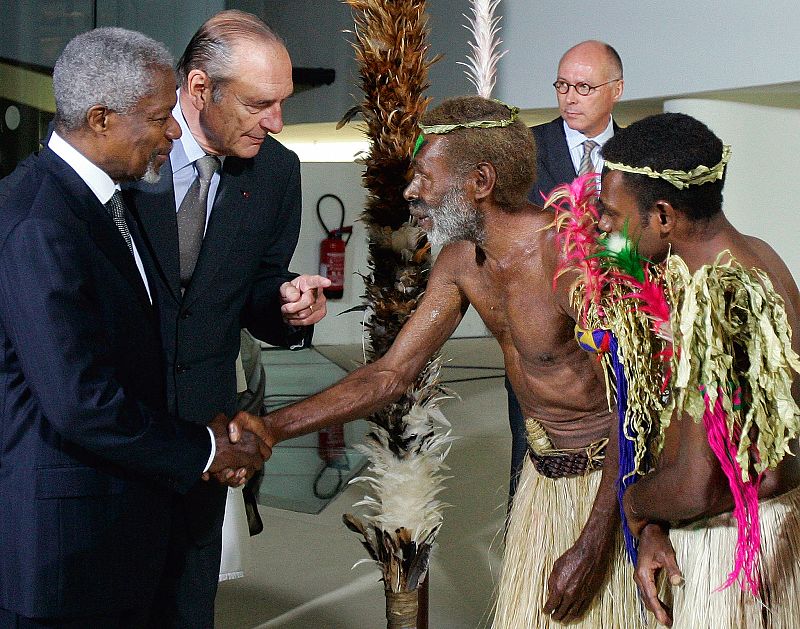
[466,0,800,109]
[289,161,487,346]
[262,0,474,126]
[253,1,800,124]
[662,99,800,284]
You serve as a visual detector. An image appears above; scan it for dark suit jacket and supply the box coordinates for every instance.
[0,148,210,617]
[529,116,620,204]
[124,135,309,544]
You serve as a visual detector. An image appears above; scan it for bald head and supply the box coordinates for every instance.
[559,40,623,82]
[555,40,624,137]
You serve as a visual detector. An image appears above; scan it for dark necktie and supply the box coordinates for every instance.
[578,139,598,176]
[105,191,134,255]
[177,155,220,287]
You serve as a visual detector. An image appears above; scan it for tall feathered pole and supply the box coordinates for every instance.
[338,2,452,628]
[458,0,507,98]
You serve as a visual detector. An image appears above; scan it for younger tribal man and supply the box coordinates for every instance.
[596,113,800,628]
[241,97,642,626]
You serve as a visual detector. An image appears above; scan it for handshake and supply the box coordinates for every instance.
[204,411,275,487]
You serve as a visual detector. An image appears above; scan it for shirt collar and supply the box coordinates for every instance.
[48,131,119,204]
[172,89,225,173]
[563,116,616,151]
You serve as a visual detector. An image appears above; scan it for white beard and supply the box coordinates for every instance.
[425,186,485,247]
[141,152,162,184]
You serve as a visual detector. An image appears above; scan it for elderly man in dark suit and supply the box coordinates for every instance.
[124,11,329,628]
[0,27,265,628]
[505,41,625,501]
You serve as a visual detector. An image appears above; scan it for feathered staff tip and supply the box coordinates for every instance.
[458,0,508,99]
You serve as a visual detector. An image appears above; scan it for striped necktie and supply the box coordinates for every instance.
[105,191,134,255]
[578,139,598,176]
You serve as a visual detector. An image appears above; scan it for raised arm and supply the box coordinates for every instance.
[256,249,470,448]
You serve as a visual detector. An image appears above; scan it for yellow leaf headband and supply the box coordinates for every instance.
[413,100,520,156]
[604,144,732,190]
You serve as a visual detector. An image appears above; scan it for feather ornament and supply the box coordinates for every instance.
[545,174,606,318]
[342,2,453,618]
[458,0,507,98]
[593,224,646,284]
[344,374,457,592]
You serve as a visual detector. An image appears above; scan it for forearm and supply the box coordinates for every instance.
[242,273,298,346]
[626,466,719,525]
[579,417,621,545]
[265,361,411,446]
[626,417,726,524]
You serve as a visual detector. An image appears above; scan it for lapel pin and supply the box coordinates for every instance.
[241,190,251,199]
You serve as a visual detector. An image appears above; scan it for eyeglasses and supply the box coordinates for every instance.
[553,79,621,96]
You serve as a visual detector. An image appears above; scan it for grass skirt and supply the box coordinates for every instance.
[493,456,646,628]
[664,484,800,629]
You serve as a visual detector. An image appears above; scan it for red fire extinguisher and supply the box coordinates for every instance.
[317,194,352,299]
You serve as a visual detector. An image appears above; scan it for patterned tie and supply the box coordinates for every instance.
[105,191,134,255]
[578,139,598,176]
[177,155,220,287]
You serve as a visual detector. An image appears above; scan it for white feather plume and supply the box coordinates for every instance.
[458,0,508,98]
[350,401,457,543]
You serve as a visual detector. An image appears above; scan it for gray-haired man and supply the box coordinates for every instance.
[0,27,265,627]
[124,10,329,627]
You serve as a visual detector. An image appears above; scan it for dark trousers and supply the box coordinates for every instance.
[148,488,227,629]
[505,376,528,505]
[0,607,148,629]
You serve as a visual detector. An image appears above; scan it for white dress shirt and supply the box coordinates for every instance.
[48,131,152,303]
[49,131,217,472]
[563,116,616,176]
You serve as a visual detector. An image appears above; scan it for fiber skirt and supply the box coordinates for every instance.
[665,484,800,629]
[493,456,646,628]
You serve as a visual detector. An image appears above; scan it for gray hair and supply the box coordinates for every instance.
[177,9,283,102]
[53,27,175,132]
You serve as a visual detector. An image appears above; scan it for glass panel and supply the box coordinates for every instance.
[254,347,368,514]
[0,1,94,176]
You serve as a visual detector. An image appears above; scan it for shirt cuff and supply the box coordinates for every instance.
[203,426,216,474]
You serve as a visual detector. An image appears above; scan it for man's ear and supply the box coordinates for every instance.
[651,200,676,235]
[85,105,111,134]
[186,69,212,111]
[472,162,496,201]
[612,78,624,103]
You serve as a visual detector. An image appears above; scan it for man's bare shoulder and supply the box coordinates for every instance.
[741,235,799,309]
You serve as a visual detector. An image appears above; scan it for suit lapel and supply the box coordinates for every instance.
[40,149,152,308]
[181,156,252,307]
[550,118,578,183]
[125,159,182,301]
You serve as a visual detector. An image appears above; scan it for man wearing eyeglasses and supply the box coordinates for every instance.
[531,40,624,205]
[506,41,625,505]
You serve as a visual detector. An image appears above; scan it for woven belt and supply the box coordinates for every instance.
[525,417,607,479]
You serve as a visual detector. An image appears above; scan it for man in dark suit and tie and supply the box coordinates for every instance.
[124,11,329,627]
[506,41,625,501]
[0,27,265,628]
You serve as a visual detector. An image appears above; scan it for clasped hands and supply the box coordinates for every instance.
[204,412,274,487]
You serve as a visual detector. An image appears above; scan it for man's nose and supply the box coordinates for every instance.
[166,114,182,140]
[565,87,579,103]
[260,104,284,134]
[403,179,418,201]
